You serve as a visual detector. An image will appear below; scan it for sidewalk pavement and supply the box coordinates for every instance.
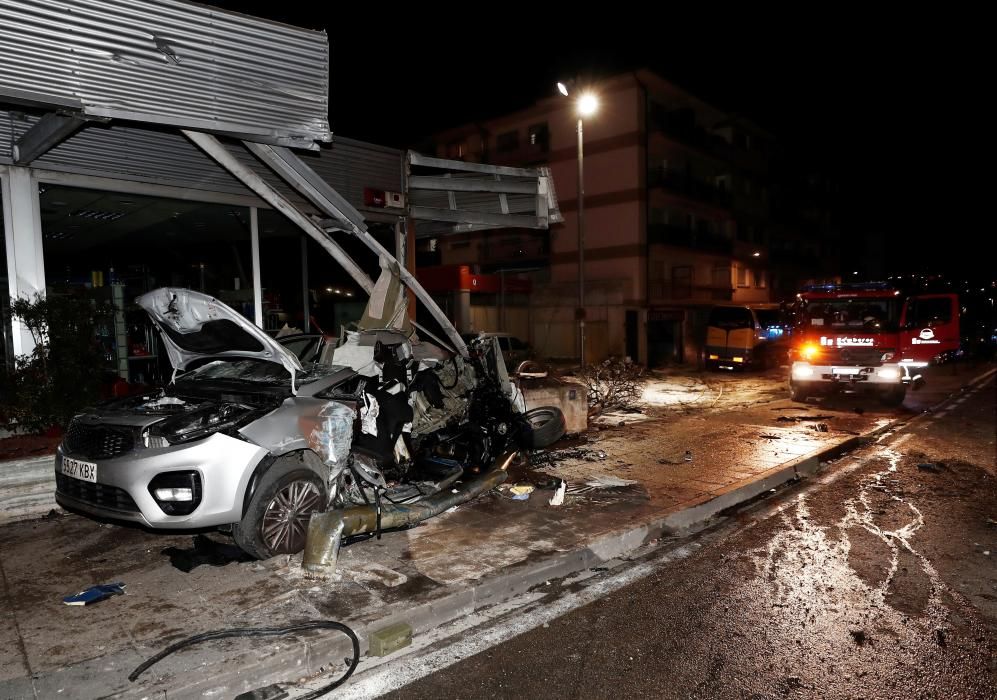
[0,364,992,699]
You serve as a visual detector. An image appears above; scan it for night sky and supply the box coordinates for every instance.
[208,3,984,278]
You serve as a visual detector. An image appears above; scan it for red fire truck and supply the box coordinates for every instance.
[788,283,960,405]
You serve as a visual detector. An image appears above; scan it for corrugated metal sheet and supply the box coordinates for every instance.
[1,109,403,217]
[0,111,15,162]
[302,137,403,209]
[0,0,331,148]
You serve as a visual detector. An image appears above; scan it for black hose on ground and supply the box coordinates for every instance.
[128,620,360,699]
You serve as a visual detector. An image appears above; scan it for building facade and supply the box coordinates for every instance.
[425,69,798,366]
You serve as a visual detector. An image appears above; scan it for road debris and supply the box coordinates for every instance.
[917,462,941,472]
[812,423,829,432]
[548,480,566,506]
[63,582,126,606]
[684,450,693,461]
[758,434,782,440]
[510,484,536,496]
[529,447,608,468]
[777,414,833,423]
[571,475,638,492]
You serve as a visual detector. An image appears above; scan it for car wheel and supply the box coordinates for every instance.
[233,459,327,559]
[789,381,809,403]
[879,386,907,407]
[519,406,566,449]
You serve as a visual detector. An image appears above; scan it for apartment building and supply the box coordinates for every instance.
[424,69,786,366]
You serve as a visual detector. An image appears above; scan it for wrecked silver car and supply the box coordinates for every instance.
[55,288,565,559]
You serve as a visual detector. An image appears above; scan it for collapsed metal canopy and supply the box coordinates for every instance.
[0,0,331,149]
[407,153,562,238]
[1,0,561,362]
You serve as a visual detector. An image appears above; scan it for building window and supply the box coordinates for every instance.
[672,265,693,298]
[496,130,519,153]
[754,270,767,288]
[446,141,465,159]
[712,265,731,288]
[528,123,549,151]
[736,265,749,288]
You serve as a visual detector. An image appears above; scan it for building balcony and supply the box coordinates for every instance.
[647,224,733,255]
[648,109,726,154]
[648,168,731,208]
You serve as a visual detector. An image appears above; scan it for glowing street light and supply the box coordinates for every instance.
[557,81,599,365]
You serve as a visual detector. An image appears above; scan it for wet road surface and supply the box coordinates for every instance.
[383,374,996,699]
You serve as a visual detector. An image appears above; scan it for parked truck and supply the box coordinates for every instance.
[788,282,960,405]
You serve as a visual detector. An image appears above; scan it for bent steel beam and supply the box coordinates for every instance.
[13,112,89,165]
[182,130,374,294]
[245,141,468,357]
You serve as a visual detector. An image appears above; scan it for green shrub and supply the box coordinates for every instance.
[0,292,113,433]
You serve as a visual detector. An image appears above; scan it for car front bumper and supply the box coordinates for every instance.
[55,433,268,528]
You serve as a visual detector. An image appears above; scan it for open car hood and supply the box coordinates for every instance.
[136,288,303,377]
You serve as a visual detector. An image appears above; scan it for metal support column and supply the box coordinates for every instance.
[250,206,263,328]
[301,236,310,333]
[1,166,46,356]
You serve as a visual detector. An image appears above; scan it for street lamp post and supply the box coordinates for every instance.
[558,82,598,366]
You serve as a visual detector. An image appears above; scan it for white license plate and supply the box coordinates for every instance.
[62,456,97,483]
[832,367,861,376]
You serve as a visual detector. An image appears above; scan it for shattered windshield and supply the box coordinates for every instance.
[800,297,900,332]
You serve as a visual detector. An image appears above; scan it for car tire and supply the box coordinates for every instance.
[789,381,809,403]
[233,457,327,560]
[879,386,907,407]
[519,406,566,449]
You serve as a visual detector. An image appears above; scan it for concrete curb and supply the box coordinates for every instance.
[13,365,997,698]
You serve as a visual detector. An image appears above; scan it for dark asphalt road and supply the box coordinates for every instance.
[386,374,996,699]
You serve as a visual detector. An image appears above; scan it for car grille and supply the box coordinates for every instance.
[63,422,136,460]
[820,346,893,366]
[55,473,139,513]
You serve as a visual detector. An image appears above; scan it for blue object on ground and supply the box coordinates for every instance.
[63,582,126,606]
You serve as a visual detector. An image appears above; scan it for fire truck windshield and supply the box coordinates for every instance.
[799,297,901,332]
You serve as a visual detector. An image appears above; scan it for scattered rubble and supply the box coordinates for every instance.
[529,447,608,468]
[63,582,125,606]
[777,414,834,423]
[548,481,566,506]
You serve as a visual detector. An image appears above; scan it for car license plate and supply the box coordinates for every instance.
[62,456,97,483]
[832,367,860,376]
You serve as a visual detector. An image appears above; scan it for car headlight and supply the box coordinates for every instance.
[877,368,900,380]
[792,364,815,378]
[152,403,255,445]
